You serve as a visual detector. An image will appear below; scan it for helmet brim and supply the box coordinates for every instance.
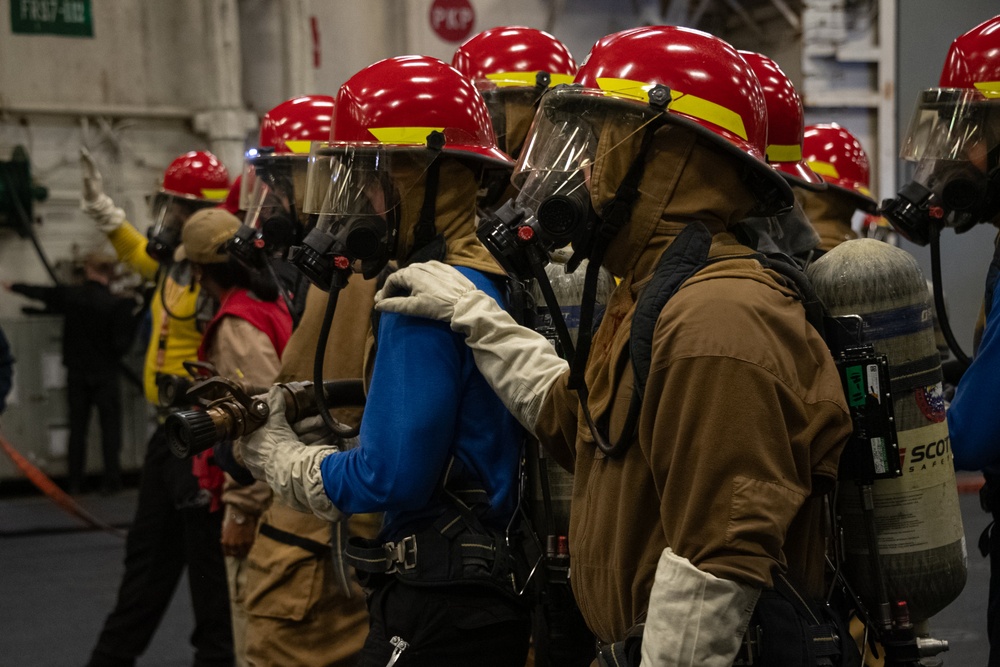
[775,161,827,192]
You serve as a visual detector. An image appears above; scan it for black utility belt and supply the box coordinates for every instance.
[344,527,524,600]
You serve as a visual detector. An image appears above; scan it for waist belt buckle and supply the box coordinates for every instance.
[385,535,418,574]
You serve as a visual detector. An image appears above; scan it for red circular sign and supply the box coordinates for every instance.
[429,0,475,43]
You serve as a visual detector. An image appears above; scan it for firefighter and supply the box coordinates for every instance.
[374,27,855,666]
[81,151,235,667]
[884,14,1000,665]
[230,96,333,325]
[240,57,531,666]
[235,95,382,667]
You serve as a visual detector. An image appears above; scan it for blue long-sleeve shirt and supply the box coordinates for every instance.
[320,266,523,541]
[949,266,1000,471]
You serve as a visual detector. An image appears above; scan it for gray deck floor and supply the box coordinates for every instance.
[0,480,993,666]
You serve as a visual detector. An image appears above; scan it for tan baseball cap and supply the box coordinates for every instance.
[174,208,240,264]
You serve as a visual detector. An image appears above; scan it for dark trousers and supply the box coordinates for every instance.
[87,426,233,667]
[66,370,122,491]
[358,579,531,667]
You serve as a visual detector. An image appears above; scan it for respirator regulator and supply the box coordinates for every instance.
[478,171,592,281]
[882,87,1000,246]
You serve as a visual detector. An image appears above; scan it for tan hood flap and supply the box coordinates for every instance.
[395,158,503,276]
[798,187,859,252]
[586,126,763,438]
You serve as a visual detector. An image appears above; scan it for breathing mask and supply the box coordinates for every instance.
[882,88,1000,245]
[230,150,306,269]
[290,144,411,290]
[146,193,213,264]
[478,86,668,282]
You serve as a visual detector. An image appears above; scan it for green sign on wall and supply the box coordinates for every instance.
[11,0,93,37]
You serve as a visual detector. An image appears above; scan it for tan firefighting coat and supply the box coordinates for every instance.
[242,276,379,667]
[533,127,853,644]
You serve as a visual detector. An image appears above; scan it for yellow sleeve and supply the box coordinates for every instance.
[107,221,160,281]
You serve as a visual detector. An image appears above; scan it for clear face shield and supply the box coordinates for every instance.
[292,143,431,289]
[478,87,665,280]
[882,88,1000,245]
[229,154,308,268]
[475,75,553,158]
[146,192,214,264]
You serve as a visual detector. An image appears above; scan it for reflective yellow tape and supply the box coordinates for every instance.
[485,72,575,88]
[857,185,873,198]
[595,77,748,141]
[767,144,802,162]
[807,160,840,180]
[368,127,445,145]
[201,188,229,201]
[283,140,312,155]
[974,81,1000,99]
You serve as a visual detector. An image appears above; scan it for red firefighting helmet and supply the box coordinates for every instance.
[452,26,576,88]
[161,151,230,202]
[939,15,1000,93]
[802,123,877,210]
[241,95,335,214]
[739,51,825,190]
[571,25,792,213]
[258,95,335,155]
[329,55,510,166]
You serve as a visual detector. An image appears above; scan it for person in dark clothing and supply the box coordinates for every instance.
[5,252,137,493]
[0,323,12,415]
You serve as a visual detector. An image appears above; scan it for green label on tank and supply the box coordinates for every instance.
[846,365,865,406]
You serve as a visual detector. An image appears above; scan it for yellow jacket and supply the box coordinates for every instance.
[107,222,203,405]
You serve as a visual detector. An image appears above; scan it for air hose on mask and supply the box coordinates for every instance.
[156,269,199,321]
[312,278,361,439]
[532,123,658,458]
[928,225,971,368]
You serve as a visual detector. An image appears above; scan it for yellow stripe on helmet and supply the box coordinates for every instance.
[767,144,803,163]
[485,72,575,88]
[595,77,748,141]
[201,188,230,201]
[283,140,313,155]
[973,81,1000,99]
[368,127,446,145]
[807,160,840,180]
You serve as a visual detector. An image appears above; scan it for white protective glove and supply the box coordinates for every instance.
[640,548,761,667]
[80,148,126,233]
[238,386,343,522]
[292,413,360,449]
[374,260,568,433]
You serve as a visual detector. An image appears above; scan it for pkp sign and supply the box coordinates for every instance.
[429,0,475,43]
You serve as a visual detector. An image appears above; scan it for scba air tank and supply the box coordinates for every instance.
[528,255,613,542]
[808,238,966,622]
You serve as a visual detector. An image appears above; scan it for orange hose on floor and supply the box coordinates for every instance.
[0,431,125,537]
